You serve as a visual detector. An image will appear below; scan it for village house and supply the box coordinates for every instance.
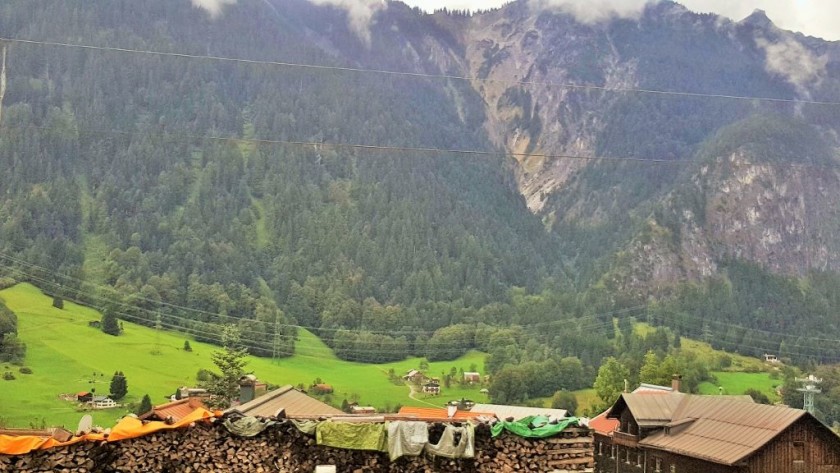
[463,372,480,383]
[90,396,117,409]
[764,353,780,364]
[595,387,840,473]
[404,369,424,383]
[422,381,440,395]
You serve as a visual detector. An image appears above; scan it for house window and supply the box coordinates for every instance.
[793,441,805,461]
[654,458,662,472]
[670,465,676,473]
[611,445,616,459]
[598,441,603,456]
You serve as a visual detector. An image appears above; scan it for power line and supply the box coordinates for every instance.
[0,250,645,336]
[1,123,681,165]
[2,36,839,107]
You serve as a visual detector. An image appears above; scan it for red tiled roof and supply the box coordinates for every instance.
[589,410,619,436]
[396,407,494,422]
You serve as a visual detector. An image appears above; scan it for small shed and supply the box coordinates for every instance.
[311,383,333,394]
[77,392,93,403]
[463,372,481,383]
[350,405,376,415]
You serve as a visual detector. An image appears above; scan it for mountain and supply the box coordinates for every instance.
[1,0,840,364]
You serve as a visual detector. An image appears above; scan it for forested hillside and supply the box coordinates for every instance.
[0,0,561,360]
[2,0,840,399]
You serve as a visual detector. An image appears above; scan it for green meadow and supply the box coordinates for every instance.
[0,283,488,428]
[698,371,782,401]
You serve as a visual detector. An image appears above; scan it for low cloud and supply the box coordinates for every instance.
[308,0,387,46]
[191,0,237,18]
[756,36,827,93]
[528,0,655,24]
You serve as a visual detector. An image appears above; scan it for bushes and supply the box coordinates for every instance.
[2,371,15,381]
[18,366,32,374]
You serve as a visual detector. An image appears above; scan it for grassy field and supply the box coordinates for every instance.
[698,371,782,401]
[0,283,489,428]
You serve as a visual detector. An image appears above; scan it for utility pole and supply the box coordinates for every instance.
[0,43,7,126]
[272,312,280,363]
[795,374,822,415]
[154,312,162,355]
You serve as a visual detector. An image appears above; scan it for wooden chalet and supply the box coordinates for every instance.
[596,391,840,473]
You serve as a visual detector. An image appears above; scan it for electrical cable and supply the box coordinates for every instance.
[1,37,839,107]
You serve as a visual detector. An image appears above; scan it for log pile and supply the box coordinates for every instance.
[0,421,594,472]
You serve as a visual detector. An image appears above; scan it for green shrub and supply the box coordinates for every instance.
[2,371,15,381]
[18,366,32,374]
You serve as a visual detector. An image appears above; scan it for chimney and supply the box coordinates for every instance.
[239,375,258,404]
[671,374,682,393]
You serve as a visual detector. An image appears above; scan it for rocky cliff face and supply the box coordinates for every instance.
[409,1,840,288]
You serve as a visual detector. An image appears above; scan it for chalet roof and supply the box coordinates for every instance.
[141,398,206,423]
[396,406,494,422]
[610,391,825,466]
[609,392,687,427]
[226,385,342,418]
[470,403,567,421]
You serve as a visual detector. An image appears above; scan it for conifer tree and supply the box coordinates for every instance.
[109,371,128,400]
[203,325,248,408]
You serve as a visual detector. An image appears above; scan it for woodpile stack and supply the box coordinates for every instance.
[0,421,594,472]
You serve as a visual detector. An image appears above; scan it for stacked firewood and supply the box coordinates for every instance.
[0,421,593,472]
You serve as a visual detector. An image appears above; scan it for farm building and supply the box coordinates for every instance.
[76,392,93,403]
[463,372,480,383]
[404,369,424,382]
[595,390,840,473]
[422,381,440,395]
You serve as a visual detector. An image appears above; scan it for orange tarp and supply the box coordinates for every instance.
[0,408,217,456]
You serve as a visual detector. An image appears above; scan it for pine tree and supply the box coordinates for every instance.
[101,309,120,336]
[183,340,192,352]
[203,325,249,408]
[136,394,152,415]
[109,371,128,400]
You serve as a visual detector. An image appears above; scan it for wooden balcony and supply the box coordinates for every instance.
[613,430,639,447]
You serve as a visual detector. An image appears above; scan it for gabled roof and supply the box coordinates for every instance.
[610,391,825,466]
[470,403,567,421]
[226,385,342,418]
[396,407,494,422]
[609,392,687,427]
[639,395,807,466]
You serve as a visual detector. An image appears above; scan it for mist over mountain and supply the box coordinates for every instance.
[1,0,840,366]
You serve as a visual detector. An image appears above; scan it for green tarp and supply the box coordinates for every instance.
[316,421,388,452]
[490,415,581,438]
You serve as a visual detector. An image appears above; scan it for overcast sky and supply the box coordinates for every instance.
[400,0,840,41]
